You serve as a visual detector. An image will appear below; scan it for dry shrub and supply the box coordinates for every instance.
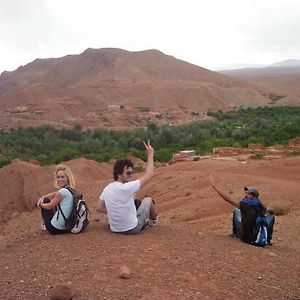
[251,153,264,159]
[180,211,197,222]
[271,201,292,216]
[133,163,144,173]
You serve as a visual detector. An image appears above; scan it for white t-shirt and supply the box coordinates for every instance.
[100,179,141,232]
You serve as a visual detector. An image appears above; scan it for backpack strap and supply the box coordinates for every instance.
[57,204,67,221]
[56,185,75,221]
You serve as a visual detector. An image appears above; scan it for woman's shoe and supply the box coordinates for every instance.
[41,222,47,231]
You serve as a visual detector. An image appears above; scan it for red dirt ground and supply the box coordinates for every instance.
[0,156,300,299]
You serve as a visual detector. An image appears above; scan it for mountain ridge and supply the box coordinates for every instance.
[0,48,288,130]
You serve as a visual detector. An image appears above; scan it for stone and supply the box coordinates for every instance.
[50,284,74,300]
[119,266,131,279]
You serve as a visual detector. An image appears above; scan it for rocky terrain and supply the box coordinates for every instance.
[0,48,284,130]
[0,153,299,299]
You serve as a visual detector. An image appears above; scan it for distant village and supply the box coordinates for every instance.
[171,137,300,163]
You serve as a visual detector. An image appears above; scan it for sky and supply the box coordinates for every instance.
[0,0,299,73]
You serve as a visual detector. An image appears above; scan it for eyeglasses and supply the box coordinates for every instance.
[126,171,134,175]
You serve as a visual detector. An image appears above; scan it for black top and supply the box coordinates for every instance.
[239,199,266,243]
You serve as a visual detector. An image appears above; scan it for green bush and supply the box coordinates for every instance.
[251,153,264,159]
[0,157,11,168]
[1,106,300,167]
[287,150,300,156]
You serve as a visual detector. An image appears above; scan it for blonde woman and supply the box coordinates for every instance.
[37,165,75,234]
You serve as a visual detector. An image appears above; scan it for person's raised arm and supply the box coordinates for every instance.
[139,140,154,188]
[210,179,239,208]
[212,185,238,207]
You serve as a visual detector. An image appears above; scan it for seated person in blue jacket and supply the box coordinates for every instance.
[97,140,158,234]
[36,165,75,235]
[211,183,275,245]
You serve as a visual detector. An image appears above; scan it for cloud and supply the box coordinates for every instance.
[240,1,300,58]
[0,0,299,72]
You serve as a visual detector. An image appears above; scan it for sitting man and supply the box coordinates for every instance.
[98,140,158,234]
[211,183,275,245]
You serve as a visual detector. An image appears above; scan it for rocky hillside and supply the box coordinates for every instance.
[221,66,300,105]
[0,48,276,130]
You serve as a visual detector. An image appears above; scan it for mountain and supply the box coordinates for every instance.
[271,59,300,67]
[0,48,279,130]
[215,63,267,71]
[217,59,300,71]
[221,64,300,105]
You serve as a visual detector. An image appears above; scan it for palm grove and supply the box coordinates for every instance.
[1,106,300,167]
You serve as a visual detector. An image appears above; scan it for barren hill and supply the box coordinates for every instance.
[0,48,276,130]
[0,156,299,299]
[221,66,300,105]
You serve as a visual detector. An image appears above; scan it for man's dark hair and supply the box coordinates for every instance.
[113,159,134,180]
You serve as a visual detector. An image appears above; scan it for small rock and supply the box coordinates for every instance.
[11,212,20,219]
[119,266,131,279]
[257,276,263,280]
[50,283,75,300]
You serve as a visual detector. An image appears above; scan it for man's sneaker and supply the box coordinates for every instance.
[147,216,159,227]
[41,222,47,231]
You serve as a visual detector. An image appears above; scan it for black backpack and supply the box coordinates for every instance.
[57,186,89,234]
[240,200,268,246]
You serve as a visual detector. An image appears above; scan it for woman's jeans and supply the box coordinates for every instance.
[232,208,275,242]
[41,197,68,235]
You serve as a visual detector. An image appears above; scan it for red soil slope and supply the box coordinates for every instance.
[0,156,299,299]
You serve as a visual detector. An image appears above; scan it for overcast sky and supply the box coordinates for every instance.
[0,0,299,73]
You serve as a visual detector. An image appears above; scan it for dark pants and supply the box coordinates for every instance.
[134,199,142,210]
[41,197,68,235]
[232,208,275,242]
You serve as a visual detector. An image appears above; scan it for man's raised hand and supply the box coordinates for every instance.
[143,140,154,156]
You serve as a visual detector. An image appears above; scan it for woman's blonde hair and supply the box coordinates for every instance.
[54,164,76,189]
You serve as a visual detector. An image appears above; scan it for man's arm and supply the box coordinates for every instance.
[97,198,107,213]
[211,184,239,208]
[138,140,154,188]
